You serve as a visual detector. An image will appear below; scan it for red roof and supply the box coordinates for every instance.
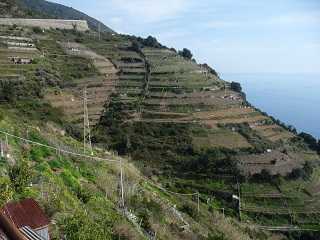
[1,199,49,230]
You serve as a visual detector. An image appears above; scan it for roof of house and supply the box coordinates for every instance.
[19,226,44,240]
[1,199,49,230]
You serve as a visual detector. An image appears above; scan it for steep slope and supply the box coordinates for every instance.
[0,3,320,239]
[0,94,278,240]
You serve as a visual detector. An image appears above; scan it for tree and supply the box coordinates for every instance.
[179,48,193,60]
[143,36,161,48]
[231,82,242,92]
[130,40,141,53]
[0,80,16,103]
[303,161,314,179]
[288,168,305,180]
[299,132,319,151]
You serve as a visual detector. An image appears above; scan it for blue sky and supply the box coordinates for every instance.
[51,0,320,74]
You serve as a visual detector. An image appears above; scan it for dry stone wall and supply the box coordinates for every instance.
[0,18,89,31]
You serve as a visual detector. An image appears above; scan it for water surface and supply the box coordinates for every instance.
[222,73,320,139]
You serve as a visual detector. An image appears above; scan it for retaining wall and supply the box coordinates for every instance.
[0,18,89,31]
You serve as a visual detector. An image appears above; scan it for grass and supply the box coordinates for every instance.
[193,128,252,150]
[240,167,320,228]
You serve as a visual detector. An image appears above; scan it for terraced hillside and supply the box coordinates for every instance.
[0,100,277,240]
[45,41,118,126]
[0,25,283,239]
[94,35,320,233]
[0,3,320,237]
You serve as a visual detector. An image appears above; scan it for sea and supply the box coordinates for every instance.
[222,73,320,139]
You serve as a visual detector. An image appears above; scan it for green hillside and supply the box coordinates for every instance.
[0,1,319,239]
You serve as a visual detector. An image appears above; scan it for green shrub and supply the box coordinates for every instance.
[32,27,42,34]
[0,80,17,103]
[136,208,152,230]
[48,159,63,169]
[0,177,13,207]
[179,203,198,219]
[178,48,193,60]
[207,231,228,240]
[60,169,80,191]
[30,146,51,162]
[59,211,113,240]
[230,82,242,92]
[9,161,33,193]
[76,187,92,204]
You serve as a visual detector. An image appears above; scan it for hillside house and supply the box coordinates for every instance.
[6,42,35,48]
[0,211,45,240]
[1,199,50,240]
[9,57,33,64]
[70,47,80,53]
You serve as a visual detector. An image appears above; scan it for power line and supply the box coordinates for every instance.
[83,86,93,155]
[120,158,125,207]
[98,23,101,41]
[122,164,199,197]
[0,129,119,163]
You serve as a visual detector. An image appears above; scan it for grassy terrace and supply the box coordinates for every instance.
[144,48,220,90]
[240,167,320,229]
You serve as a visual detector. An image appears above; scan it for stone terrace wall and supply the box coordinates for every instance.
[0,18,89,31]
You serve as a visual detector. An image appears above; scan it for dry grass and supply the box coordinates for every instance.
[193,130,252,149]
[253,125,294,142]
[238,150,303,176]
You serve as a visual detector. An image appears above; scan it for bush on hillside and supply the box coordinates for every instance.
[59,211,113,240]
[0,80,17,103]
[251,169,281,186]
[207,231,228,240]
[230,82,242,92]
[9,160,33,193]
[144,36,161,48]
[0,177,13,207]
[286,160,315,181]
[128,35,163,49]
[299,132,320,152]
[178,48,193,60]
[129,40,142,53]
[32,26,42,34]
[179,203,198,219]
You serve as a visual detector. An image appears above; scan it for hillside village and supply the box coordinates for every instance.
[0,1,319,239]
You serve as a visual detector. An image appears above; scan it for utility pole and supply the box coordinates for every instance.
[98,23,101,41]
[224,82,227,97]
[0,141,3,158]
[120,159,125,208]
[197,192,200,215]
[237,181,242,222]
[83,87,93,155]
[5,133,8,147]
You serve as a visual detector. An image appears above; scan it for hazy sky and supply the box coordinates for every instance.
[51,0,320,74]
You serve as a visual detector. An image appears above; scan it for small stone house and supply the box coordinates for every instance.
[9,57,33,64]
